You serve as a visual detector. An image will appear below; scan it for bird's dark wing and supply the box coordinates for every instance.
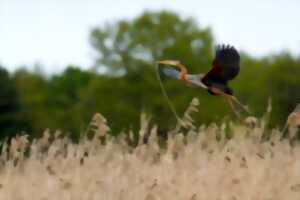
[202,45,240,85]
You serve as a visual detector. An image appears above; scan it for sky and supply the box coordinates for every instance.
[0,0,300,73]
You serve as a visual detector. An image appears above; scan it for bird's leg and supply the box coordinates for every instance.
[224,94,242,119]
[213,87,250,119]
[209,86,241,118]
[230,95,251,114]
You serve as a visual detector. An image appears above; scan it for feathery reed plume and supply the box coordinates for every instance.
[172,98,199,133]
[287,104,300,128]
[182,98,199,129]
[84,113,110,139]
[282,103,300,139]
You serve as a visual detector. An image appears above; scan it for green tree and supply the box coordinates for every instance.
[47,66,95,138]
[263,53,300,124]
[90,11,213,74]
[89,11,222,134]
[13,68,48,137]
[0,66,25,139]
[14,67,96,139]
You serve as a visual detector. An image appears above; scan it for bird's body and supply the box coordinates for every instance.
[158,44,240,96]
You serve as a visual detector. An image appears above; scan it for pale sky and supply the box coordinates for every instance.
[1,0,300,73]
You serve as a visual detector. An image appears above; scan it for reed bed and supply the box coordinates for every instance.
[0,99,300,200]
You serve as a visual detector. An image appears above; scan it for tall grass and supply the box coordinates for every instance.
[0,99,300,200]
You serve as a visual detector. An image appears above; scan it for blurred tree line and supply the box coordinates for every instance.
[0,11,300,140]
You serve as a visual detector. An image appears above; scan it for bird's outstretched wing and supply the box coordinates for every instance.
[202,45,240,85]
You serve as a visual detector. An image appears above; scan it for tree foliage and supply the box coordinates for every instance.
[90,11,213,74]
[0,67,27,139]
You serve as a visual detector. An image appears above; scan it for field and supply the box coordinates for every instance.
[0,99,300,200]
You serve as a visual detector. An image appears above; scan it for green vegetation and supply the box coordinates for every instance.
[0,67,28,139]
[0,11,299,140]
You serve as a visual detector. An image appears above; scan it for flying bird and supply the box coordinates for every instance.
[158,44,240,96]
[156,44,248,120]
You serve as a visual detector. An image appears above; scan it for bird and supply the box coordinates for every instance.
[157,44,248,118]
[158,44,240,96]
